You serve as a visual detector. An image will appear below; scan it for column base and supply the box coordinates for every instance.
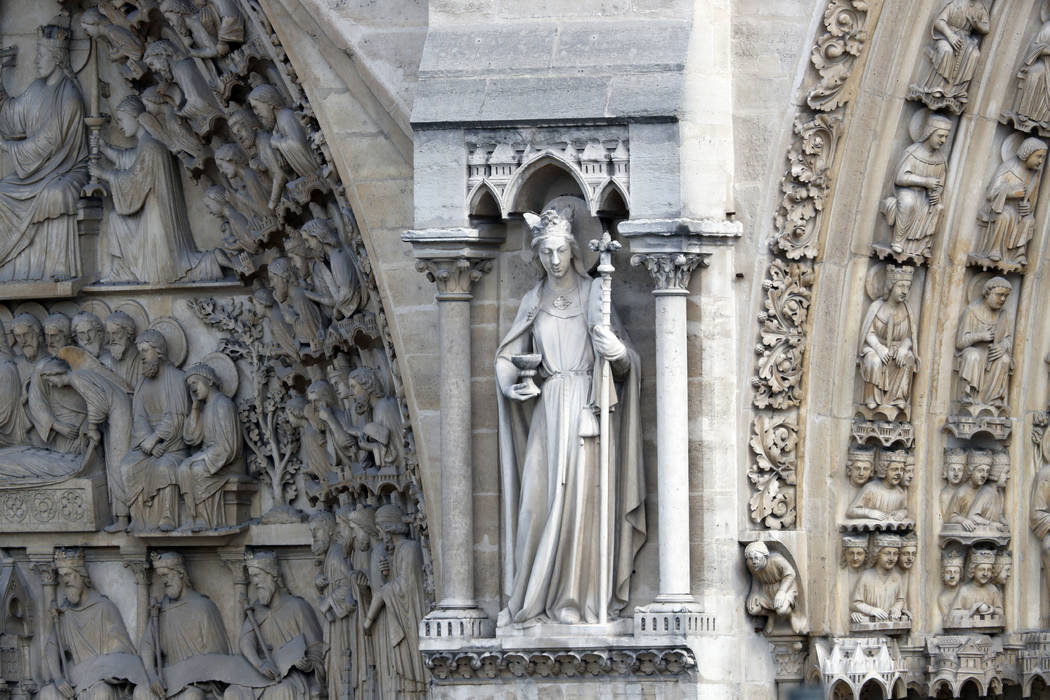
[634,597,714,637]
[420,604,494,644]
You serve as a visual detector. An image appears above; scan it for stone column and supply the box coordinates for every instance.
[402,228,501,641]
[219,546,249,633]
[122,556,150,641]
[620,218,741,637]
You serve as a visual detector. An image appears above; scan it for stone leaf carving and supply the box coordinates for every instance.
[907,0,992,114]
[807,0,876,113]
[753,259,814,410]
[747,413,798,530]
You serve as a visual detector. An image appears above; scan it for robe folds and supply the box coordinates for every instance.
[857,298,918,417]
[974,155,1042,265]
[918,0,989,100]
[884,143,946,250]
[955,299,1013,408]
[180,390,243,525]
[852,568,906,616]
[496,273,645,625]
[0,73,88,281]
[1013,21,1050,129]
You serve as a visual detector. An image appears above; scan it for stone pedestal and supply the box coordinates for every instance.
[403,227,502,641]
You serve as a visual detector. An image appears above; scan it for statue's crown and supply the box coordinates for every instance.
[54,547,84,568]
[969,548,996,565]
[524,207,573,241]
[38,16,71,47]
[942,549,965,567]
[245,549,280,576]
[886,264,914,286]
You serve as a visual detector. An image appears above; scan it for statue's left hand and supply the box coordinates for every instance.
[56,678,74,699]
[295,657,312,672]
[592,325,626,361]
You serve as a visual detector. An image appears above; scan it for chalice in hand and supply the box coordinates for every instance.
[511,353,542,395]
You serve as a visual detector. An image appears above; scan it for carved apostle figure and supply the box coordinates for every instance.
[320,366,402,469]
[1006,14,1050,134]
[496,208,645,625]
[947,450,992,531]
[12,313,46,383]
[909,0,990,112]
[332,506,380,699]
[72,312,105,358]
[845,451,910,522]
[43,313,72,356]
[93,95,218,284]
[947,547,1004,626]
[971,137,1047,270]
[224,551,325,700]
[268,257,324,358]
[39,548,147,700]
[38,356,133,532]
[162,0,244,60]
[939,547,965,617]
[0,18,88,282]
[363,503,427,698]
[29,356,88,454]
[101,311,144,388]
[215,142,272,218]
[1030,427,1050,606]
[858,265,918,421]
[955,276,1014,413]
[122,330,189,532]
[743,541,807,634]
[881,114,951,258]
[311,511,356,699]
[177,362,244,531]
[298,218,364,320]
[850,534,909,626]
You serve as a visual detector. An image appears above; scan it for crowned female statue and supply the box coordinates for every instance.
[496,207,645,626]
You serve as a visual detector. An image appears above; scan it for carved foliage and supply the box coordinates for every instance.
[753,259,814,410]
[807,0,876,113]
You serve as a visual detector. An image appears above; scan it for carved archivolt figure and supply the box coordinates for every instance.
[850,534,910,626]
[0,20,88,282]
[939,547,965,616]
[946,450,991,530]
[909,0,991,112]
[93,96,218,284]
[495,208,645,625]
[247,84,322,210]
[177,362,244,531]
[1005,11,1050,135]
[81,8,146,80]
[946,547,1004,626]
[845,451,910,523]
[941,448,967,518]
[161,0,245,60]
[954,276,1014,414]
[1029,439,1050,605]
[142,39,223,135]
[743,541,807,634]
[267,257,325,358]
[971,137,1047,270]
[39,548,146,700]
[841,533,869,570]
[880,115,952,259]
[225,551,325,700]
[333,506,381,698]
[858,265,918,421]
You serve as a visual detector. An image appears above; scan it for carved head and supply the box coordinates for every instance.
[115,95,146,138]
[151,551,188,600]
[338,505,378,550]
[348,366,382,406]
[80,8,104,38]
[967,450,992,486]
[300,218,339,252]
[877,451,907,487]
[897,533,917,571]
[105,311,138,361]
[186,363,219,401]
[743,541,770,573]
[921,114,953,150]
[11,314,43,361]
[43,313,71,355]
[136,329,168,378]
[285,392,308,428]
[143,40,177,80]
[527,208,582,280]
[308,511,335,555]
[36,18,71,79]
[214,142,248,180]
[968,548,996,585]
[841,533,868,570]
[982,277,1012,310]
[1020,137,1048,170]
[943,449,967,486]
[994,550,1012,585]
[267,257,293,301]
[55,548,90,604]
[941,548,964,587]
[72,311,105,358]
[990,452,1010,485]
[228,109,261,150]
[883,265,914,302]
[247,83,285,130]
[245,550,281,606]
[846,448,875,487]
[204,185,229,218]
[160,0,195,32]
[375,503,408,537]
[306,380,338,416]
[871,533,901,571]
[37,356,72,389]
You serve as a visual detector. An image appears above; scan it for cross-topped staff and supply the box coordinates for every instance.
[589,229,620,625]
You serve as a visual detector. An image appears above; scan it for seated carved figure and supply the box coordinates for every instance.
[850,534,910,630]
[946,548,1004,629]
[954,277,1014,415]
[743,541,806,634]
[845,451,910,523]
[39,548,147,700]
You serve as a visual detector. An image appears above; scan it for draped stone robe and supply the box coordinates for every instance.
[180,390,243,527]
[851,567,906,618]
[858,297,918,419]
[955,299,1013,409]
[974,155,1042,266]
[1012,21,1050,130]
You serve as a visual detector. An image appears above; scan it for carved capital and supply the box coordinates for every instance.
[630,253,706,293]
[415,257,494,300]
[122,559,150,586]
[31,560,56,586]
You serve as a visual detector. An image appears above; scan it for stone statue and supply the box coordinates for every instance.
[43,312,72,356]
[954,276,1013,414]
[139,85,208,171]
[743,541,807,634]
[939,547,965,617]
[247,84,322,209]
[332,506,380,699]
[92,95,219,284]
[1030,433,1050,605]
[29,355,89,454]
[224,551,325,700]
[161,0,244,59]
[177,362,244,531]
[215,142,272,218]
[841,533,869,570]
[122,330,189,532]
[880,114,951,259]
[1004,12,1050,134]
[0,318,28,446]
[81,8,146,81]
[72,312,105,358]
[970,137,1047,270]
[496,207,645,625]
[857,265,918,421]
[142,39,223,135]
[946,450,991,531]
[363,503,427,698]
[908,0,991,112]
[964,451,1009,532]
[227,109,262,159]
[897,532,917,577]
[0,18,88,282]
[323,366,402,468]
[850,533,910,627]
[941,448,967,518]
[994,549,1012,588]
[101,311,144,388]
[845,450,910,523]
[311,511,357,700]
[12,313,46,383]
[846,448,875,488]
[286,392,332,488]
[39,548,147,700]
[298,218,365,321]
[38,356,133,532]
[946,547,1004,627]
[268,257,325,358]
[203,185,260,262]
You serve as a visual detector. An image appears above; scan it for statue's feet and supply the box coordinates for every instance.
[102,517,129,534]
[891,244,903,254]
[191,519,208,532]
[158,520,176,532]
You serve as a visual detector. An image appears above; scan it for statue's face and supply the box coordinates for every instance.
[744,550,768,572]
[349,378,369,401]
[117,110,139,139]
[973,563,993,585]
[972,464,990,486]
[269,273,288,301]
[106,326,132,360]
[849,461,873,487]
[898,546,916,570]
[44,326,69,354]
[159,568,184,599]
[35,44,59,79]
[58,567,84,604]
[216,156,237,179]
[942,564,961,587]
[995,563,1012,584]
[1027,149,1047,171]
[187,376,211,401]
[14,328,40,359]
[231,120,254,148]
[145,54,172,80]
[876,546,899,571]
[891,280,911,303]
[986,287,1010,311]
[845,546,866,570]
[885,463,904,486]
[946,462,965,485]
[309,521,331,555]
[249,99,276,130]
[250,570,276,606]
[75,325,102,355]
[537,237,573,280]
[330,374,351,402]
[902,465,915,488]
[928,128,949,150]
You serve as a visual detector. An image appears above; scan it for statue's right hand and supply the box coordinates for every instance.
[260,660,280,680]
[875,346,890,365]
[870,607,889,621]
[56,678,74,699]
[149,676,165,697]
[849,612,865,623]
[505,382,540,402]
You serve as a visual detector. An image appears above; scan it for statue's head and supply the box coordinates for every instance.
[245,550,281,606]
[375,503,408,537]
[990,451,1010,485]
[526,208,582,280]
[247,83,284,129]
[1019,137,1047,170]
[266,257,293,300]
[214,142,247,180]
[846,447,875,487]
[941,548,964,587]
[37,356,72,389]
[185,363,219,401]
[71,311,104,357]
[136,329,168,378]
[967,547,996,585]
[308,511,335,555]
[12,314,43,360]
[348,366,382,405]
[300,218,339,252]
[943,449,967,486]
[994,550,1012,585]
[921,113,953,150]
[227,109,261,150]
[841,533,868,570]
[36,17,71,79]
[883,264,914,302]
[143,40,177,80]
[897,533,917,571]
[55,548,90,604]
[982,276,1012,310]
[306,379,338,414]
[743,541,770,572]
[151,551,187,599]
[105,311,138,361]
[80,9,105,37]
[43,313,71,355]
[966,450,992,486]
[339,505,378,549]
[872,533,901,571]
[115,95,146,138]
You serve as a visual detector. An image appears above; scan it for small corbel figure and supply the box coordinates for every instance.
[743,541,807,634]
